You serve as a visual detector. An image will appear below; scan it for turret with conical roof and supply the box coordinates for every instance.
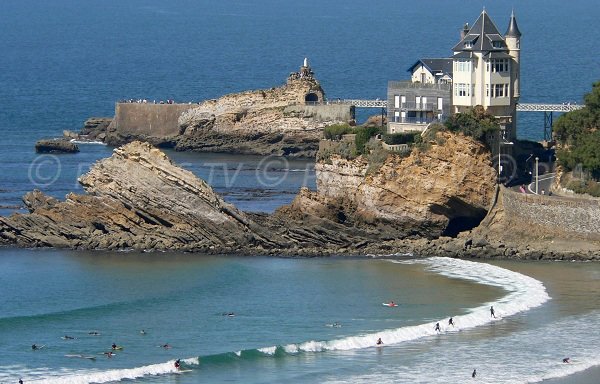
[505,10,521,98]
[505,10,522,37]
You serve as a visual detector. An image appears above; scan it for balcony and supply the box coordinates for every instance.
[396,102,436,111]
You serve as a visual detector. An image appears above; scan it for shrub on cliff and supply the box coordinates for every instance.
[444,106,499,143]
[323,123,354,140]
[382,132,420,145]
[354,126,382,154]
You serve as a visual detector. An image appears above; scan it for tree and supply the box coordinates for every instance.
[555,81,600,178]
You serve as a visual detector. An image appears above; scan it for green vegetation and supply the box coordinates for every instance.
[323,123,354,140]
[555,82,600,181]
[444,105,499,143]
[381,132,420,145]
[354,126,381,154]
[565,179,600,198]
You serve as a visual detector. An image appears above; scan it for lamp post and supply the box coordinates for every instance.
[535,157,539,194]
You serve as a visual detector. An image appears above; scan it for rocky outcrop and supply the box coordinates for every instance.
[64,117,112,143]
[1,142,281,251]
[35,139,79,154]
[278,132,497,239]
[83,64,353,157]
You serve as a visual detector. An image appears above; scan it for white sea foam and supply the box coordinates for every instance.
[258,346,277,355]
[69,139,107,145]
[282,257,550,353]
[21,357,199,384]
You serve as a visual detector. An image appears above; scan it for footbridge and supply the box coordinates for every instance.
[325,99,583,140]
[326,99,583,112]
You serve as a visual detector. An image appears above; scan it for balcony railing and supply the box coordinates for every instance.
[388,81,452,91]
[389,117,443,125]
[391,102,436,111]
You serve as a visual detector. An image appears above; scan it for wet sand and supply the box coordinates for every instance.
[488,260,600,384]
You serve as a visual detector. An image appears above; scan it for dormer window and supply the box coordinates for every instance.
[464,41,473,48]
[492,41,503,49]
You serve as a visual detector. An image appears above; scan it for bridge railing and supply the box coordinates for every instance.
[516,103,583,112]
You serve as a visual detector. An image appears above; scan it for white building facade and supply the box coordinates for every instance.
[387,10,521,140]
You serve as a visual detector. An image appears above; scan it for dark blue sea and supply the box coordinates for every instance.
[1,1,599,383]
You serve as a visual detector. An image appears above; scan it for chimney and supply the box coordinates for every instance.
[461,23,469,39]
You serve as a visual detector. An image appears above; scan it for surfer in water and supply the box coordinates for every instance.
[490,306,496,318]
[162,343,171,349]
[562,357,570,363]
[449,317,454,327]
[63,335,75,340]
[472,369,476,378]
[434,322,441,332]
[174,359,181,369]
[19,379,23,384]
[103,351,114,358]
[376,338,383,345]
[140,329,146,335]
[31,344,39,350]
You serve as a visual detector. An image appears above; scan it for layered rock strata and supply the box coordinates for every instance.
[1,142,280,251]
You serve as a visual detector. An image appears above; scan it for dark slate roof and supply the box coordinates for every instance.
[484,51,513,59]
[407,58,453,77]
[452,10,508,53]
[505,10,522,37]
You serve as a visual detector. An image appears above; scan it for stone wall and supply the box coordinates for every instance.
[283,105,353,122]
[502,186,600,240]
[111,103,196,139]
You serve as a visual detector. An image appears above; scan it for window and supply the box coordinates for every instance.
[394,95,400,108]
[437,97,443,111]
[486,84,490,97]
[464,41,473,48]
[394,111,400,122]
[455,83,469,97]
[456,60,471,72]
[492,41,503,49]
[492,84,508,98]
[490,59,509,73]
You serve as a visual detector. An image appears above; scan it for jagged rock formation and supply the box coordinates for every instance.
[0,142,280,251]
[277,132,497,239]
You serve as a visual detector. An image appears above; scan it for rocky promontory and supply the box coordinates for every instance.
[81,62,353,158]
[3,133,599,260]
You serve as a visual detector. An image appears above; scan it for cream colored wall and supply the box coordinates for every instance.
[411,65,436,84]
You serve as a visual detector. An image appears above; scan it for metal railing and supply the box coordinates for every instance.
[516,103,583,112]
[388,81,452,90]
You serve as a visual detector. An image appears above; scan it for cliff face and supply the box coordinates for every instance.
[281,132,497,238]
